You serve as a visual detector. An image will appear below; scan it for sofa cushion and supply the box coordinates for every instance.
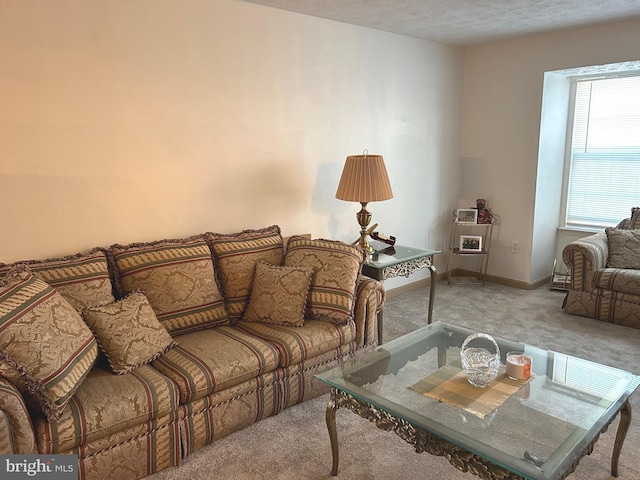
[82,291,176,375]
[284,236,364,325]
[595,268,640,296]
[206,225,284,323]
[243,262,313,327]
[235,319,356,368]
[0,269,98,422]
[606,228,640,269]
[151,327,280,404]
[0,249,115,310]
[109,235,228,335]
[33,364,179,453]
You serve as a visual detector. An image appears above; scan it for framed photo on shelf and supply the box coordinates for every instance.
[455,208,478,224]
[459,235,483,252]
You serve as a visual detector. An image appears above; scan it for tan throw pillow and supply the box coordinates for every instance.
[109,235,228,335]
[284,237,365,325]
[0,269,99,422]
[2,249,115,310]
[82,291,176,375]
[606,228,640,269]
[243,262,313,327]
[206,225,284,323]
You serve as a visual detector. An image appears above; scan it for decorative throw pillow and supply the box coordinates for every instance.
[206,225,284,323]
[284,236,365,325]
[0,269,98,422]
[1,249,115,310]
[243,262,313,327]
[606,228,640,269]
[630,208,640,229]
[109,235,228,336]
[82,291,176,375]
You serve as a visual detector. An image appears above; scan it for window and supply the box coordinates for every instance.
[564,75,640,229]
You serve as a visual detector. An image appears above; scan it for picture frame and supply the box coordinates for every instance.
[455,208,478,224]
[459,235,483,252]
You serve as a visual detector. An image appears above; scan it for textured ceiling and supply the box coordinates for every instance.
[243,0,640,45]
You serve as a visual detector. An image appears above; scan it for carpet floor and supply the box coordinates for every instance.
[146,281,640,480]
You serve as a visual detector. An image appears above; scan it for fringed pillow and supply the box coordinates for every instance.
[1,249,115,310]
[243,262,313,327]
[284,237,365,325]
[0,268,98,422]
[109,235,228,335]
[206,225,284,323]
[82,291,176,375]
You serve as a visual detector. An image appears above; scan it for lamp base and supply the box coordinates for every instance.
[356,202,374,254]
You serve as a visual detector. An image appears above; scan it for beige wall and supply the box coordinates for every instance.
[0,0,463,290]
[4,1,637,287]
[461,17,640,284]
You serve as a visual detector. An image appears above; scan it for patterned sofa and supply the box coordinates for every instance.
[0,225,384,479]
[562,209,640,329]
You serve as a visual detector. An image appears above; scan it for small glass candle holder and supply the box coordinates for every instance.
[506,351,532,380]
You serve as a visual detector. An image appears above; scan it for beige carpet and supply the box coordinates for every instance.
[146,281,640,480]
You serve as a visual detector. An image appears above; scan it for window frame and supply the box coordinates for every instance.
[561,71,640,231]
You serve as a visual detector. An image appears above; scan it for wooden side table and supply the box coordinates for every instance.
[361,240,440,344]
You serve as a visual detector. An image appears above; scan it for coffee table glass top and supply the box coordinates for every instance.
[315,321,640,480]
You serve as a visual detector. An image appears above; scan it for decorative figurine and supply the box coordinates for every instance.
[476,198,493,224]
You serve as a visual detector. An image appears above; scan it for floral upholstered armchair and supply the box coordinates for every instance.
[562,208,640,329]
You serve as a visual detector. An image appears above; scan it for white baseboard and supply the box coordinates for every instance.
[385,268,551,299]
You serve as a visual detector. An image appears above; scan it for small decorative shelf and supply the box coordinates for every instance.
[444,210,494,286]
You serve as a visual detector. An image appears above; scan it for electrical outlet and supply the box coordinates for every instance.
[511,240,520,254]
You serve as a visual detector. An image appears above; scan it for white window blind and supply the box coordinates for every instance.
[566,75,640,229]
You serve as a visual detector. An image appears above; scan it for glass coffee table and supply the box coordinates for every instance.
[315,322,639,480]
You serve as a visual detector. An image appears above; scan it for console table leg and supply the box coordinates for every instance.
[611,400,631,477]
[428,264,437,324]
[326,394,340,476]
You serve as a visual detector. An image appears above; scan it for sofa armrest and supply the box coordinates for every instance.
[353,275,385,347]
[562,232,608,292]
[0,378,37,454]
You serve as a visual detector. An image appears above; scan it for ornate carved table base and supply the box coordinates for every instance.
[325,388,633,479]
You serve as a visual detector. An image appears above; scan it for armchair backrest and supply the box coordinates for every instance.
[615,207,640,230]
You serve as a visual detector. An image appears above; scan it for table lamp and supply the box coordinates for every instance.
[335,151,393,253]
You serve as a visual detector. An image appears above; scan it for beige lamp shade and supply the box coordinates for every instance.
[335,154,393,202]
